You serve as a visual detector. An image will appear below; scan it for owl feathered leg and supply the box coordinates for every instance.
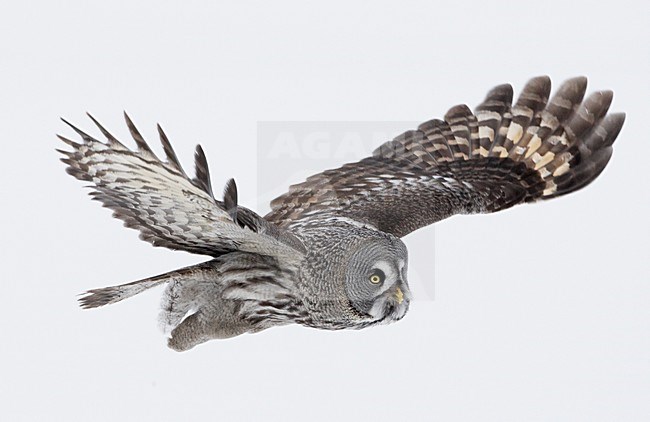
[162,296,261,352]
[159,253,302,351]
[158,266,261,351]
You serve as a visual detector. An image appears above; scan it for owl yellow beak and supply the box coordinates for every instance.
[395,287,404,304]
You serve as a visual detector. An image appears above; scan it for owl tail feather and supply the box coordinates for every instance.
[78,264,203,309]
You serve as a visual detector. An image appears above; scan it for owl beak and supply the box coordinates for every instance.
[395,286,404,304]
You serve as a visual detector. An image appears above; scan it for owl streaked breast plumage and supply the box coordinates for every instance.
[59,76,625,351]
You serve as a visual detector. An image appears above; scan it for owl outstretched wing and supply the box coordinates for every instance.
[266,76,625,237]
[59,113,304,258]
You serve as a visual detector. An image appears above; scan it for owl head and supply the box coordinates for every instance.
[343,234,411,324]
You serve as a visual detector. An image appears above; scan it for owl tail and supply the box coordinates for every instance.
[77,263,208,309]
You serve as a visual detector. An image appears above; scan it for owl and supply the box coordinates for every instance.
[59,76,624,351]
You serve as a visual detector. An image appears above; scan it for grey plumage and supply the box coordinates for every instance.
[59,76,625,351]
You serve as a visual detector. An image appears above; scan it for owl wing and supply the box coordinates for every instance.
[266,76,625,237]
[59,113,304,259]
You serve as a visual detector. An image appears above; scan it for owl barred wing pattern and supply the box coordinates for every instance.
[58,113,305,259]
[266,76,625,237]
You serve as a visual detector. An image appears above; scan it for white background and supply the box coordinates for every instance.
[1,1,648,421]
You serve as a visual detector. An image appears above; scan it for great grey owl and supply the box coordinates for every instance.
[59,76,624,351]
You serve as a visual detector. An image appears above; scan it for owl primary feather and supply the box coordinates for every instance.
[58,76,625,351]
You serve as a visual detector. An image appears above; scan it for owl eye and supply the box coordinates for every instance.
[368,269,385,285]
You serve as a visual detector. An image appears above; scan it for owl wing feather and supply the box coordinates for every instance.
[266,76,625,237]
[59,113,305,259]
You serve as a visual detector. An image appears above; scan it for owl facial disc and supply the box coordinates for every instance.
[344,237,411,324]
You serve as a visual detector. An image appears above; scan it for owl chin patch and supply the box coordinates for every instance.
[368,285,411,324]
